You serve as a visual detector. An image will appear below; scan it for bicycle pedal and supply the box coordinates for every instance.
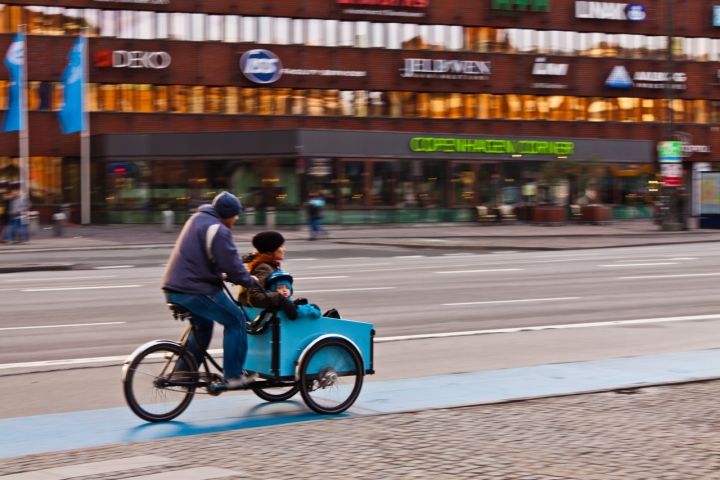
[208,383,227,395]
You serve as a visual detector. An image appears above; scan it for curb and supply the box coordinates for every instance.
[0,264,74,274]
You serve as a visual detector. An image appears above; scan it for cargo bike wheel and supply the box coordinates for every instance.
[123,342,198,423]
[252,383,300,402]
[298,337,364,415]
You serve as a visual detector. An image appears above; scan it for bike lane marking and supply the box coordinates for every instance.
[4,349,720,459]
[21,285,143,292]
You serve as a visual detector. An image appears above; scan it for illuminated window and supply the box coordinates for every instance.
[206,87,223,114]
[223,86,238,114]
[188,86,205,113]
[170,85,188,113]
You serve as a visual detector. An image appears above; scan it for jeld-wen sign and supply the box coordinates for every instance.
[491,0,550,12]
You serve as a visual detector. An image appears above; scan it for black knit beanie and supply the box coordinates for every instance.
[252,231,285,254]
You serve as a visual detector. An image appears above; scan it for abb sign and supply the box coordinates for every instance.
[336,0,429,7]
[95,50,171,69]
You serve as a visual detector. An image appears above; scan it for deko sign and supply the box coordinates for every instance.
[95,50,171,69]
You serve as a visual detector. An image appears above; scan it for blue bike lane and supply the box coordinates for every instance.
[3,348,720,459]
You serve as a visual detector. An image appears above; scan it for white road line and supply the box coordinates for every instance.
[285,258,318,261]
[670,257,697,260]
[394,255,425,258]
[339,257,370,260]
[442,253,475,256]
[0,322,125,331]
[443,297,580,307]
[23,284,143,292]
[2,275,118,283]
[598,263,677,267]
[94,265,135,269]
[298,287,395,293]
[619,272,720,280]
[436,269,523,274]
[294,276,348,280]
[298,263,390,269]
[375,313,720,343]
[492,251,518,254]
[2,456,175,480]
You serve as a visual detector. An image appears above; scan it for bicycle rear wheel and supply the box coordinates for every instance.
[299,338,363,415]
[252,382,299,402]
[123,342,197,422]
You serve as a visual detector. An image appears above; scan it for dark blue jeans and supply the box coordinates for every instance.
[4,218,27,242]
[309,218,327,239]
[165,290,248,380]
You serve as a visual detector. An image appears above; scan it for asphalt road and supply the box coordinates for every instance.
[2,241,720,418]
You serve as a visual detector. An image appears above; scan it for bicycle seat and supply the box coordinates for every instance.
[168,303,191,320]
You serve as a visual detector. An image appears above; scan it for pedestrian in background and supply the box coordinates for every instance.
[307,191,329,241]
[4,183,30,244]
[0,181,9,242]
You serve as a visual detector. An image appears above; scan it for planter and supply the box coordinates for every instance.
[532,206,566,224]
[581,205,612,224]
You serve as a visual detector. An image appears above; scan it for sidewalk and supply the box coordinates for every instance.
[3,220,720,253]
[3,378,719,478]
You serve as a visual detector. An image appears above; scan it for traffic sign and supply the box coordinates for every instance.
[658,141,682,163]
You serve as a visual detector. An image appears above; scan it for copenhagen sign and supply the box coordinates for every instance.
[410,137,575,155]
[491,0,550,12]
[575,2,646,21]
[606,66,686,90]
[401,59,490,80]
[95,50,171,69]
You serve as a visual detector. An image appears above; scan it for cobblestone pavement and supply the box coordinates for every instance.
[4,380,720,479]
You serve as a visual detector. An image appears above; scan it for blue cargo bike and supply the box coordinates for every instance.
[122,298,375,422]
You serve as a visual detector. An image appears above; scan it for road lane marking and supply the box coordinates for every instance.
[394,255,425,258]
[670,257,697,260]
[375,313,720,343]
[94,265,135,269]
[492,251,518,254]
[444,297,580,306]
[619,272,720,280]
[0,322,125,331]
[294,276,348,280]
[2,275,118,283]
[2,455,175,480]
[298,263,391,270]
[436,269,523,274]
[598,263,677,267]
[339,257,370,260]
[22,285,143,292]
[285,258,317,261]
[298,287,395,293]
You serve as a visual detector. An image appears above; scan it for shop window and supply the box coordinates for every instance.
[546,96,566,121]
[648,36,667,60]
[669,98,686,123]
[369,92,388,117]
[479,164,500,206]
[464,27,478,52]
[339,21,354,47]
[117,10,134,38]
[401,24,423,50]
[274,88,292,115]
[304,159,336,208]
[189,13,205,41]
[448,93,463,118]
[307,19,324,46]
[117,84,135,112]
[151,160,188,212]
[710,101,720,123]
[83,9,100,36]
[402,160,445,208]
[136,84,154,113]
[240,88,257,114]
[355,90,368,117]
[223,86,238,114]
[240,16,256,43]
[325,90,340,116]
[223,15,239,42]
[27,81,40,111]
[451,163,475,206]
[506,95,522,120]
[370,162,396,206]
[170,86,188,113]
[341,161,366,207]
[170,13,188,41]
[535,30,549,55]
[290,89,306,115]
[463,94,477,119]
[257,16,272,44]
[354,21,369,48]
[387,92,402,118]
[614,97,639,122]
[292,19,305,44]
[695,38,710,61]
[205,87,222,114]
[340,91,355,116]
[370,22,385,48]
[522,95,537,120]
[258,88,274,115]
[98,84,116,111]
[86,83,98,112]
[429,93,447,119]
[711,39,720,62]
[693,100,708,124]
[641,98,656,122]
[307,89,325,116]
[30,157,62,204]
[572,97,587,121]
[448,26,463,51]
[387,23,400,49]
[587,98,606,122]
[275,17,291,44]
[325,20,339,46]
[207,15,224,42]
[156,12,169,39]
[62,8,85,36]
[136,11,154,39]
[155,86,169,112]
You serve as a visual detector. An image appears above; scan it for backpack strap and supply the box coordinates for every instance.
[206,223,220,263]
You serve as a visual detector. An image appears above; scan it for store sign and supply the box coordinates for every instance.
[491,0,550,11]
[410,137,575,155]
[661,163,683,187]
[337,0,428,17]
[714,6,720,26]
[241,49,282,84]
[674,132,711,157]
[575,2,646,21]
[531,58,568,89]
[658,141,682,163]
[401,59,490,80]
[606,66,686,90]
[95,50,171,69]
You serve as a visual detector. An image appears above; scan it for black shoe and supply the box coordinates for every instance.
[323,308,341,319]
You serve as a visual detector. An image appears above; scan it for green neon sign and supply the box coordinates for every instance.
[491,0,550,12]
[409,137,574,155]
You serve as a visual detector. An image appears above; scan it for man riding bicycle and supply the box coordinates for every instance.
[162,192,258,389]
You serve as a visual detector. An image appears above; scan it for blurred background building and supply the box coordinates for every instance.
[0,0,716,224]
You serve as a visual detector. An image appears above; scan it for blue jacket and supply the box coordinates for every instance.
[162,205,254,295]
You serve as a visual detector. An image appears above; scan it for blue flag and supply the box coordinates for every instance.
[58,36,86,134]
[2,33,24,133]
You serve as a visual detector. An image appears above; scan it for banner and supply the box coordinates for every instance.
[2,33,24,132]
[58,36,86,134]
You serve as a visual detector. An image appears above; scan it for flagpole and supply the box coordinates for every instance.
[18,24,28,203]
[80,28,90,225]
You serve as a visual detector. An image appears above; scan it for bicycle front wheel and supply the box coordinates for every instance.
[123,342,197,422]
[299,338,363,415]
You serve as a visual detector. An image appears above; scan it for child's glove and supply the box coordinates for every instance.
[278,297,298,320]
[293,297,308,306]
